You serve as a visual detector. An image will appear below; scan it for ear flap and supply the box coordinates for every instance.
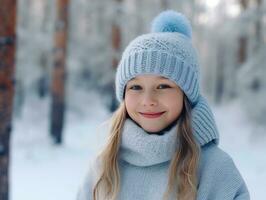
[191,96,219,146]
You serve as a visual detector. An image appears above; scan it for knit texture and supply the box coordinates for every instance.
[77,98,250,200]
[115,11,200,105]
[119,96,219,168]
[191,95,219,145]
[77,11,249,200]
[119,117,179,167]
[77,126,250,200]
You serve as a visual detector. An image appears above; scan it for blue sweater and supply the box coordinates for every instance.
[77,98,249,200]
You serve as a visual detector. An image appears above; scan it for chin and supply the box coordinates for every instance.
[142,126,162,133]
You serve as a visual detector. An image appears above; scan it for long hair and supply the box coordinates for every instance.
[93,96,200,200]
[163,96,200,200]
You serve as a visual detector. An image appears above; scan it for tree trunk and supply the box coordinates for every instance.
[215,42,225,103]
[38,53,49,98]
[161,0,169,9]
[0,0,17,200]
[254,0,263,51]
[110,0,122,112]
[50,0,69,144]
[237,0,249,65]
[111,23,121,70]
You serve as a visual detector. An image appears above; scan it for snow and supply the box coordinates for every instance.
[11,91,266,200]
[11,91,110,200]
[212,100,266,200]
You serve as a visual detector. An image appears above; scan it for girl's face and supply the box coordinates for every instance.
[125,75,184,133]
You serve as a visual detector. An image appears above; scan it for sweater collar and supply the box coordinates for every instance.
[119,118,179,167]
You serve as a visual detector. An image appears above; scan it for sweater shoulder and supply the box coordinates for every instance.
[197,143,250,199]
[200,142,234,166]
[198,142,242,181]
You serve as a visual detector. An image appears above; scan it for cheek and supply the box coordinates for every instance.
[125,93,138,112]
[167,101,183,120]
[174,101,183,114]
[164,92,184,112]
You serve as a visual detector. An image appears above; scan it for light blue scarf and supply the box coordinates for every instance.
[119,95,220,167]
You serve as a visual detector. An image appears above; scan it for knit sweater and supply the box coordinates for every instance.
[77,99,249,200]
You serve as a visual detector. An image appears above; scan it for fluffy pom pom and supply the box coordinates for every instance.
[151,10,192,39]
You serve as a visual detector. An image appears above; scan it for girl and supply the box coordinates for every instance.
[77,10,249,200]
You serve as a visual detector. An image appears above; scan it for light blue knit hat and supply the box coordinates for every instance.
[115,10,200,105]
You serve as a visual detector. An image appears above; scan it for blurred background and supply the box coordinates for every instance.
[0,0,265,199]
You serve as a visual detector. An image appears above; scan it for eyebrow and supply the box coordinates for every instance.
[131,76,168,80]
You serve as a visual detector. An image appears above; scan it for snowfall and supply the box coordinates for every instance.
[11,90,266,200]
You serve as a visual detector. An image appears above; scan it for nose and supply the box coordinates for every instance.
[141,92,158,107]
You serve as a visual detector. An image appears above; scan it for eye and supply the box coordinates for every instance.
[157,84,171,89]
[129,85,142,90]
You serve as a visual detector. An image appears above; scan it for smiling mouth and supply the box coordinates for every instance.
[139,111,165,118]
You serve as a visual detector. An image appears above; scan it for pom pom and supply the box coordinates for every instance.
[151,10,192,39]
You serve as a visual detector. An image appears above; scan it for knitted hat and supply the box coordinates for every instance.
[115,10,200,105]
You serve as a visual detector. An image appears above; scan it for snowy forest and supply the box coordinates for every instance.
[0,0,265,199]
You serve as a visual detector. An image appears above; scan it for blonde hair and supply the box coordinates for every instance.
[93,96,200,200]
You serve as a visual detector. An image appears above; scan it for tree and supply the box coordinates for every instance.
[109,0,123,112]
[0,0,17,199]
[254,0,263,51]
[50,0,69,144]
[238,0,249,64]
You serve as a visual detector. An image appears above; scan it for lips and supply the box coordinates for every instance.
[139,111,165,118]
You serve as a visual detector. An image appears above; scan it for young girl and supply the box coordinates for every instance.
[77,10,250,200]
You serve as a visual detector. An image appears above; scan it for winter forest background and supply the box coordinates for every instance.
[0,0,266,199]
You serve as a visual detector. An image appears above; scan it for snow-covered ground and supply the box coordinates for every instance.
[213,101,266,200]
[11,90,266,200]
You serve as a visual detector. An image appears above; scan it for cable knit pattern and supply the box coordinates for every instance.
[115,32,200,104]
[115,11,203,105]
